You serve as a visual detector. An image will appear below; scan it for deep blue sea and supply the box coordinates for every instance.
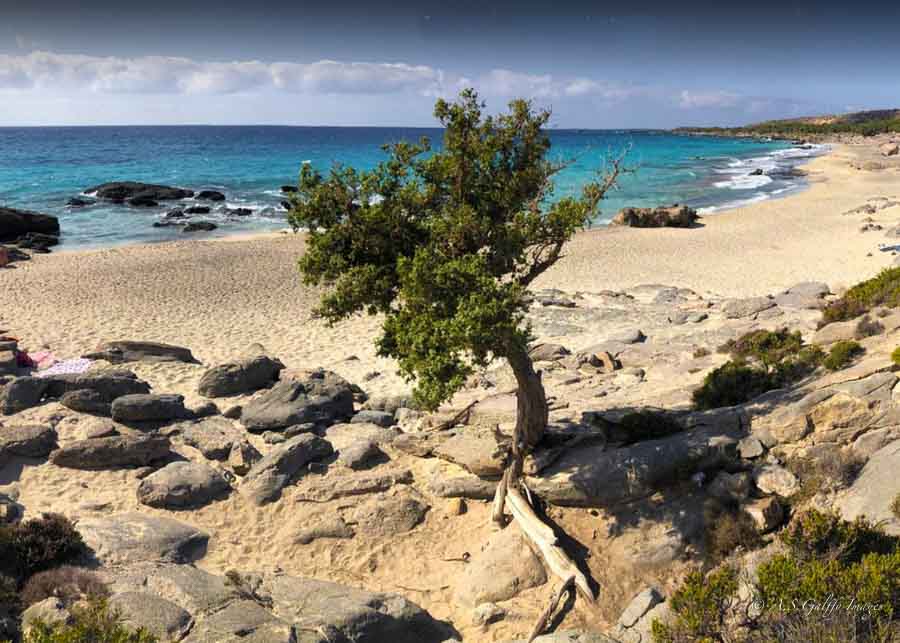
[0,126,826,249]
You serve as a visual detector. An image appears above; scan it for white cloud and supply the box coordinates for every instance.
[474,69,557,98]
[678,89,741,109]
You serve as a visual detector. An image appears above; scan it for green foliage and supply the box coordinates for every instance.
[822,268,900,324]
[787,451,864,507]
[704,500,763,563]
[651,567,738,643]
[0,514,86,584]
[855,315,885,339]
[695,330,825,409]
[677,110,900,138]
[287,89,619,410]
[823,340,864,371]
[891,347,900,366]
[22,599,157,643]
[618,411,684,444]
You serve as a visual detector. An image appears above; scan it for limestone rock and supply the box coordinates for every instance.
[428,471,498,499]
[349,491,429,537]
[350,409,395,427]
[22,598,70,631]
[738,436,765,459]
[78,512,209,565]
[722,297,776,319]
[813,319,858,345]
[472,602,506,626]
[294,467,413,502]
[110,592,193,641]
[137,461,230,509]
[753,464,800,497]
[611,204,698,228]
[432,427,508,478]
[228,439,261,475]
[240,434,333,505]
[178,417,242,460]
[743,497,784,533]
[528,343,571,362]
[836,439,900,534]
[454,526,547,606]
[111,394,191,424]
[197,355,284,398]
[337,440,385,469]
[618,587,663,628]
[291,515,355,544]
[707,471,751,502]
[50,434,171,470]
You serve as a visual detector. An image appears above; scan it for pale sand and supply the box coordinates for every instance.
[1,142,899,640]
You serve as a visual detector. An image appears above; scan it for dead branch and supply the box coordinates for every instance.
[526,575,576,643]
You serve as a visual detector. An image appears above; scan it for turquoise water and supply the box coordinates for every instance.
[0,126,824,249]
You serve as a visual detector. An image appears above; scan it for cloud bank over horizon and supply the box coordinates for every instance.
[0,50,815,127]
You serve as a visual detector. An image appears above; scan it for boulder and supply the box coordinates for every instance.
[743,497,784,533]
[21,598,70,631]
[472,602,506,626]
[66,197,93,207]
[812,319,859,345]
[350,409,395,427]
[504,632,616,643]
[428,471,498,500]
[78,512,209,565]
[183,221,217,233]
[337,440,385,469]
[722,296,776,319]
[137,461,230,509]
[453,526,547,606]
[240,434,333,505]
[0,207,60,242]
[85,182,194,201]
[618,587,663,628]
[227,440,261,475]
[836,439,900,534]
[241,369,354,432]
[707,471,751,503]
[197,355,284,398]
[348,491,429,537]
[109,592,193,642]
[880,142,900,157]
[528,343,570,362]
[432,427,508,478]
[50,434,171,469]
[753,464,800,497]
[294,467,413,502]
[610,204,699,228]
[183,598,293,642]
[0,377,51,414]
[196,190,226,201]
[227,208,252,216]
[60,389,112,415]
[291,514,355,544]
[527,424,740,506]
[0,424,56,458]
[178,417,242,460]
[129,195,159,207]
[84,340,199,364]
[111,394,191,424]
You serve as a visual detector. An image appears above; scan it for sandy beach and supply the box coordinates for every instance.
[3,140,900,641]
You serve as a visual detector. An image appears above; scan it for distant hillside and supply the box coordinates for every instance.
[676,108,900,138]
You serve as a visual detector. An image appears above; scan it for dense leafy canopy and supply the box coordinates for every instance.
[289,89,619,410]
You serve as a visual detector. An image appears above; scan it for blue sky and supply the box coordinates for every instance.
[1,0,898,127]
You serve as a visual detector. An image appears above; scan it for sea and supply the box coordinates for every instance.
[0,126,827,250]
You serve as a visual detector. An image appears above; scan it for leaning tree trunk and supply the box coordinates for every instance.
[492,340,595,641]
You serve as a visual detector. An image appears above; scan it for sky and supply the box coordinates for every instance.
[0,0,898,128]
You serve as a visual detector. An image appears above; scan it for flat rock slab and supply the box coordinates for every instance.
[137,461,230,509]
[351,409,395,427]
[110,591,194,641]
[453,525,547,607]
[348,491,429,537]
[197,355,284,398]
[240,434,333,505]
[722,297,775,319]
[428,471,498,500]
[0,424,56,458]
[260,574,455,643]
[322,422,399,452]
[79,512,209,565]
[50,434,171,470]
[836,438,900,535]
[84,341,199,364]
[432,427,508,478]
[294,467,413,502]
[527,424,740,506]
[178,417,243,460]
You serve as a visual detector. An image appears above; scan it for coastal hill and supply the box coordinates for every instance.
[676,107,900,138]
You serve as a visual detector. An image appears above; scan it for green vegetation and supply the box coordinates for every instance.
[287,89,623,469]
[618,411,684,444]
[787,451,864,506]
[651,567,738,643]
[855,315,886,339]
[0,514,86,584]
[893,494,900,521]
[654,511,900,643]
[822,268,900,324]
[676,109,900,138]
[694,329,825,409]
[891,346,900,366]
[22,600,157,643]
[703,500,763,563]
[823,340,865,371]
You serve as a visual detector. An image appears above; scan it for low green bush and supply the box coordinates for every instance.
[822,268,900,324]
[703,501,763,563]
[22,599,157,643]
[651,566,738,643]
[823,340,864,371]
[692,362,779,410]
[892,346,900,366]
[855,315,886,339]
[719,328,805,369]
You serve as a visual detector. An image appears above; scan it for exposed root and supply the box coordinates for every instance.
[526,575,575,643]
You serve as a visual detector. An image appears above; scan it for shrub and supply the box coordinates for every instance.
[0,514,87,583]
[822,268,900,324]
[856,315,886,339]
[618,411,684,444]
[779,509,896,563]
[787,451,864,506]
[893,494,900,521]
[651,566,738,643]
[692,362,778,410]
[692,347,710,359]
[703,501,763,563]
[719,328,805,370]
[20,566,108,608]
[892,346,900,366]
[22,599,157,643]
[823,340,864,371]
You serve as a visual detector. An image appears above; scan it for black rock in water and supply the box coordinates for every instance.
[280,185,298,193]
[185,206,210,215]
[85,181,194,201]
[196,190,226,201]
[128,196,159,207]
[227,208,252,217]
[66,197,94,207]
[0,207,60,242]
[183,221,218,233]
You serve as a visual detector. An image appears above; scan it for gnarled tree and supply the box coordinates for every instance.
[288,89,623,626]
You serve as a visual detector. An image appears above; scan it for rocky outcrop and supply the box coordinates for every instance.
[0,424,56,459]
[611,205,699,228]
[183,221,217,233]
[1,371,151,415]
[85,182,194,202]
[722,296,776,319]
[137,461,230,509]
[880,142,899,157]
[196,190,226,201]
[78,512,209,565]
[0,207,60,242]
[177,417,243,460]
[111,394,191,424]
[84,340,199,364]
[240,434,333,505]
[241,369,355,432]
[836,438,900,534]
[197,355,284,398]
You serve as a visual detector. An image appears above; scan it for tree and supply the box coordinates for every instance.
[288,89,624,629]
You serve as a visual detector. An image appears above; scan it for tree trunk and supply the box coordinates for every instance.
[505,341,549,476]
